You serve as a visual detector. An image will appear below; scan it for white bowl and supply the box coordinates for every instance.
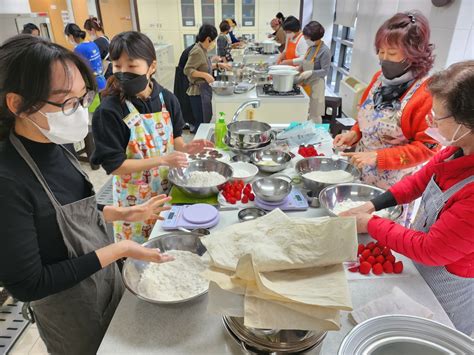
[229,162,259,183]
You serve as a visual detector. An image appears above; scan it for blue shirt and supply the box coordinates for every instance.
[74,42,106,91]
[229,31,239,44]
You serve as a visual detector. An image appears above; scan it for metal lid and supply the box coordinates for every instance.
[338,315,473,355]
[223,316,327,353]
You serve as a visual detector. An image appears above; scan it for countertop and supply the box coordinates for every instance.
[98,125,454,354]
[212,86,310,104]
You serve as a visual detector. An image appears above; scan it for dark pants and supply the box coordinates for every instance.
[189,95,204,133]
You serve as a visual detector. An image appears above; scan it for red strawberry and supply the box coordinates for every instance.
[393,261,404,274]
[375,241,385,248]
[366,242,376,250]
[348,266,359,273]
[249,193,255,201]
[366,255,376,265]
[372,263,383,275]
[386,255,396,264]
[359,256,366,263]
[359,261,372,275]
[357,243,365,255]
[382,247,392,256]
[361,249,372,260]
[375,255,385,264]
[228,198,237,204]
[372,247,382,256]
[383,261,394,273]
[242,196,249,204]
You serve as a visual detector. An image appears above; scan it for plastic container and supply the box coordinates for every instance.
[215,112,228,149]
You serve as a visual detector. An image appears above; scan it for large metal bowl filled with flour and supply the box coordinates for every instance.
[121,231,209,305]
[169,160,233,198]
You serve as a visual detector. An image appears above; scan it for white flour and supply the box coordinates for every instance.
[185,171,226,187]
[303,170,354,184]
[332,199,390,218]
[137,250,208,302]
[233,169,248,178]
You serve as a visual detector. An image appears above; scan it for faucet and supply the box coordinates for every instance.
[231,100,261,122]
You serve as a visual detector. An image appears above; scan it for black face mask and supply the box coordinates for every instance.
[380,59,410,80]
[114,72,149,96]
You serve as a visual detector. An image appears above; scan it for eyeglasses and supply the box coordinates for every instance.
[42,90,96,115]
[425,109,452,127]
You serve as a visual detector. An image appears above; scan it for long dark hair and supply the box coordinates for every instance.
[101,31,156,99]
[64,23,86,42]
[0,35,96,139]
[84,17,104,32]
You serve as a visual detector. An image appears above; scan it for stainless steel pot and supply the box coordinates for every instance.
[338,315,473,355]
[226,120,274,150]
[262,41,277,54]
[224,316,327,354]
[209,81,234,95]
[269,70,299,92]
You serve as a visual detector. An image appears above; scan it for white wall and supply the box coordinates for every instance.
[312,0,336,45]
[350,0,474,85]
[0,0,31,14]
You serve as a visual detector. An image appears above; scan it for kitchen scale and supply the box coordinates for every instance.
[255,188,309,211]
[161,204,220,230]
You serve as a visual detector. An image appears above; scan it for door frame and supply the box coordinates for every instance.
[95,0,141,32]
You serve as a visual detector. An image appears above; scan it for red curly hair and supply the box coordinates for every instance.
[375,11,434,79]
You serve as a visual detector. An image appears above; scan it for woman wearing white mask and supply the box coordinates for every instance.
[84,17,112,79]
[296,21,331,123]
[341,60,474,336]
[0,35,174,354]
[184,24,231,132]
[334,12,439,192]
[276,16,308,66]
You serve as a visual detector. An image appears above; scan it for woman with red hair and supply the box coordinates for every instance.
[334,12,439,193]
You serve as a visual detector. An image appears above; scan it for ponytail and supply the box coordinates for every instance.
[84,17,104,32]
[64,23,86,41]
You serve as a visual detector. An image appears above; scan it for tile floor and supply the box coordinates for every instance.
[7,130,195,354]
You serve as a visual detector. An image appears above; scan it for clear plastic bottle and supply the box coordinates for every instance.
[215,111,227,149]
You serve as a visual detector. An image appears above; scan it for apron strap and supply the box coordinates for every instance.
[158,92,168,112]
[438,174,474,203]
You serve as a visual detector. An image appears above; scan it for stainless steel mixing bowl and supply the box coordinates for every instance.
[252,177,292,203]
[319,183,403,220]
[226,120,274,150]
[168,160,233,198]
[251,149,292,173]
[295,157,360,193]
[121,231,208,305]
[210,81,235,95]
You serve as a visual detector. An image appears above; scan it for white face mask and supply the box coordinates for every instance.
[305,39,315,47]
[29,106,89,144]
[286,33,294,40]
[425,124,470,147]
[90,34,97,41]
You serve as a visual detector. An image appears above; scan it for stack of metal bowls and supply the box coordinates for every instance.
[168,160,233,198]
[223,316,327,354]
[121,231,208,305]
[295,157,360,193]
[225,120,275,155]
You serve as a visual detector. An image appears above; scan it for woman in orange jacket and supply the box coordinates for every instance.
[334,11,439,191]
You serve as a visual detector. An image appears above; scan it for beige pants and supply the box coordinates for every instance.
[308,78,325,123]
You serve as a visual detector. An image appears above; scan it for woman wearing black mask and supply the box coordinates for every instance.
[334,12,439,192]
[92,31,213,243]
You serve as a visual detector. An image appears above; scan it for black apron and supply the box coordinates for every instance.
[200,55,213,123]
[9,131,124,355]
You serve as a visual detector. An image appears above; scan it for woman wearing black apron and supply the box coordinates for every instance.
[342,61,474,336]
[0,35,173,354]
[184,24,231,133]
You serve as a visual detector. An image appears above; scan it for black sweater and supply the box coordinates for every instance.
[91,80,185,174]
[0,135,101,301]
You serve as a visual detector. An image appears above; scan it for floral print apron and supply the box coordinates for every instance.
[112,92,173,243]
[356,75,428,189]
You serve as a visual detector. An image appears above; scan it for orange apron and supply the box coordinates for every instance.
[302,40,322,96]
[285,32,303,62]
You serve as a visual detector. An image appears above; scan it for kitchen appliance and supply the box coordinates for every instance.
[257,84,305,97]
[161,204,220,230]
[255,188,309,211]
[121,231,208,305]
[223,316,327,354]
[268,69,299,92]
[261,40,278,54]
[338,315,473,355]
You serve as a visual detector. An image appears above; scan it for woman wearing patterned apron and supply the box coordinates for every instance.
[335,12,439,190]
[92,31,213,243]
[0,36,173,354]
[342,61,474,336]
[296,21,331,123]
[276,16,308,66]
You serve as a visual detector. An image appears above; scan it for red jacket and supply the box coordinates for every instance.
[367,147,474,277]
[351,71,439,170]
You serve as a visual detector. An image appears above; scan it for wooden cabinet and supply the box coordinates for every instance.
[137,0,180,30]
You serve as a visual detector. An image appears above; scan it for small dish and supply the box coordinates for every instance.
[230,162,259,183]
[238,207,267,222]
